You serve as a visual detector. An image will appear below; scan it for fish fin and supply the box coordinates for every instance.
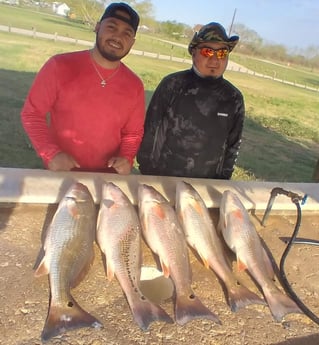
[66,198,79,217]
[106,260,115,281]
[160,260,170,278]
[197,252,210,269]
[202,257,210,269]
[216,218,226,236]
[237,258,247,272]
[227,284,266,312]
[41,297,103,342]
[129,296,174,331]
[175,294,221,326]
[102,199,115,209]
[33,245,46,271]
[264,288,302,322]
[187,199,204,216]
[34,258,49,277]
[153,204,166,219]
[233,209,244,220]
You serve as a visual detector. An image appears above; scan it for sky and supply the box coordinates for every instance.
[150,0,319,49]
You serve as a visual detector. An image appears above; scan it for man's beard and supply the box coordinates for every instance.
[96,36,129,62]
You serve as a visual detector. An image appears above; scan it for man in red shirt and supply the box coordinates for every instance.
[21,2,144,174]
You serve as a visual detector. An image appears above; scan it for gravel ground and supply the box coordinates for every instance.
[0,203,318,345]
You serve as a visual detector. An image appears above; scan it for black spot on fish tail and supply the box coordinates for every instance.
[41,300,103,342]
[228,284,266,312]
[175,294,221,326]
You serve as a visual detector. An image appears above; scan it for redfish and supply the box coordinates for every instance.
[96,182,173,330]
[138,183,221,326]
[34,182,102,341]
[218,189,302,321]
[176,181,265,312]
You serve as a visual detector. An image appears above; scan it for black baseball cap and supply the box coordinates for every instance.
[100,2,140,33]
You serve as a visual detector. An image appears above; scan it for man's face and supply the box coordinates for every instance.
[192,42,229,78]
[95,11,135,61]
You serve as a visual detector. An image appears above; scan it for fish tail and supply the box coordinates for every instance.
[228,284,266,312]
[130,299,174,331]
[41,298,103,342]
[175,294,221,326]
[264,289,302,322]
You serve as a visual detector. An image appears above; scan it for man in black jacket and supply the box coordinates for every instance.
[137,22,245,179]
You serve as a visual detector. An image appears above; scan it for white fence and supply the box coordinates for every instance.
[1,25,318,93]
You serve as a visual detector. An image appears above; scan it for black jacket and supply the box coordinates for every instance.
[137,68,245,179]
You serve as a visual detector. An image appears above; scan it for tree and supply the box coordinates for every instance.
[232,23,263,49]
[112,0,155,25]
[66,0,105,26]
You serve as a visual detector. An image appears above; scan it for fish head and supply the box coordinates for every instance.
[63,182,94,203]
[101,182,130,207]
[220,190,246,215]
[138,184,168,206]
[175,180,204,215]
[138,184,170,229]
[176,180,194,199]
[218,190,252,243]
[59,182,95,218]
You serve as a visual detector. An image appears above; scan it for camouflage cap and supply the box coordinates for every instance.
[188,22,239,54]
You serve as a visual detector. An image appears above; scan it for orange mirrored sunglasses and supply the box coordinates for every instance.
[198,47,229,59]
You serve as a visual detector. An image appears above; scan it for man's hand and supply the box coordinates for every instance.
[108,157,131,175]
[48,152,80,171]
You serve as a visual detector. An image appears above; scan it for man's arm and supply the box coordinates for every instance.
[117,82,145,172]
[136,79,170,174]
[21,57,62,167]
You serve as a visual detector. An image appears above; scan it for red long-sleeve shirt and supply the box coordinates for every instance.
[21,50,145,172]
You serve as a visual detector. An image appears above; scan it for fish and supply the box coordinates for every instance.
[138,183,221,326]
[34,182,102,342]
[175,181,265,312]
[218,189,302,322]
[96,182,173,330]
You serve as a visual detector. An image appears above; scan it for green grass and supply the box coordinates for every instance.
[0,4,95,40]
[2,4,318,87]
[0,4,189,58]
[0,5,318,182]
[226,72,319,142]
[232,53,319,90]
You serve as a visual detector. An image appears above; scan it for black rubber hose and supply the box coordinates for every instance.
[279,199,319,324]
